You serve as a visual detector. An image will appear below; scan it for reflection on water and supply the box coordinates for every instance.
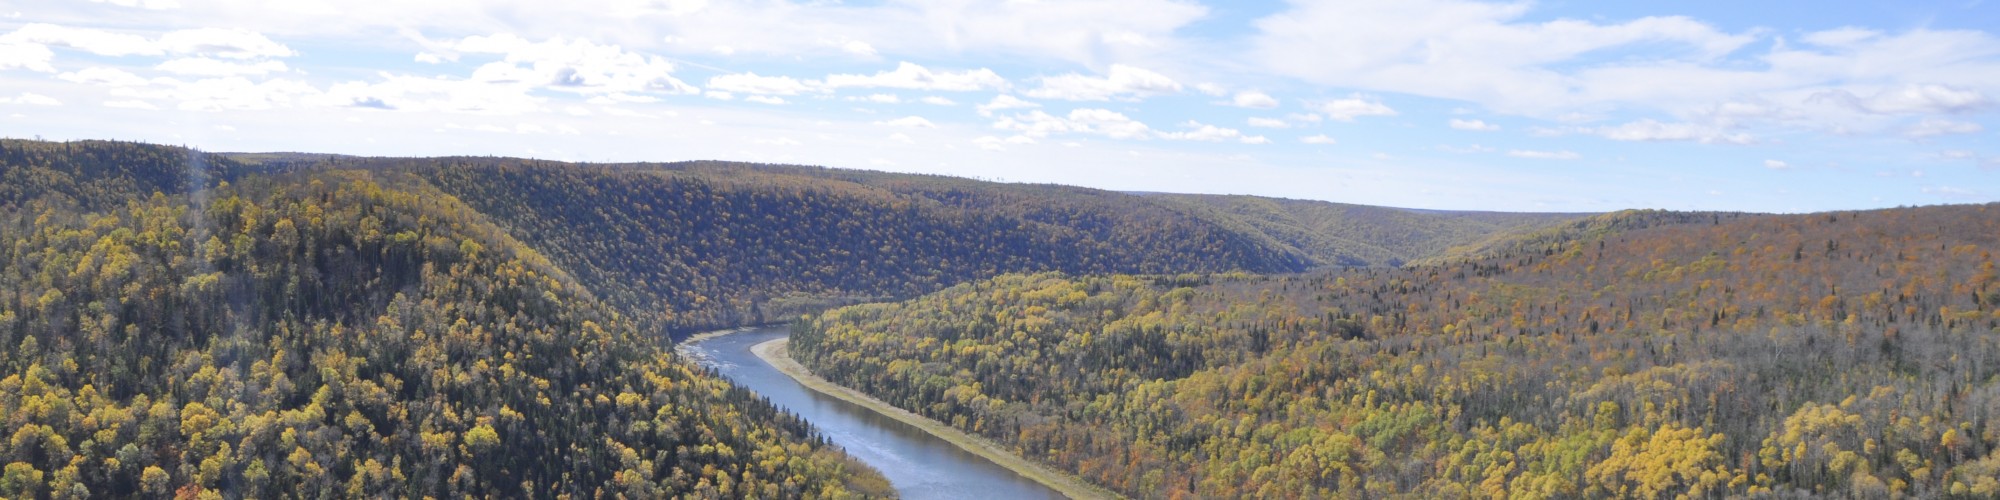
[682,327,1067,500]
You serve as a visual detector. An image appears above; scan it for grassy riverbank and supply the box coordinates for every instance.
[753,339,1122,500]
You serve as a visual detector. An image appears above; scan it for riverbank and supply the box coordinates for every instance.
[752,339,1122,500]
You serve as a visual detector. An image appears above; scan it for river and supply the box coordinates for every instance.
[679,327,1067,500]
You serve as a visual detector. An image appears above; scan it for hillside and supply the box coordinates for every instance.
[199,154,1576,338]
[0,140,888,498]
[1143,193,1583,267]
[794,203,2000,498]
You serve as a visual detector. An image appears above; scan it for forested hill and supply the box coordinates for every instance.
[226,153,1585,337]
[0,139,889,498]
[794,203,2000,498]
[1141,193,1582,267]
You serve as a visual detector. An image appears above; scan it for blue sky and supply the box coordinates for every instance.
[2,0,1997,212]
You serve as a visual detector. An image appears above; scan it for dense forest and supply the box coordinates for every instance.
[366,158,1577,337]
[0,139,1583,497]
[794,205,2000,498]
[0,140,889,498]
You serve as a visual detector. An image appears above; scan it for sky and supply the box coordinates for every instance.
[2,1,1998,213]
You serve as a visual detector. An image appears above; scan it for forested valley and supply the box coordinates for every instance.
[794,206,2000,498]
[0,139,1582,498]
[15,137,1996,499]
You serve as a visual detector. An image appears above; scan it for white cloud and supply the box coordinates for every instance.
[454,34,699,95]
[840,40,876,57]
[90,0,182,9]
[319,74,543,113]
[91,76,321,112]
[851,94,900,104]
[1,24,163,57]
[1449,118,1499,131]
[1314,94,1397,121]
[1588,119,1754,144]
[976,94,1039,117]
[754,137,802,146]
[1764,159,1791,169]
[1160,121,1268,144]
[1300,134,1337,145]
[155,57,288,76]
[156,28,293,59]
[888,133,914,144]
[1231,91,1279,109]
[102,99,158,110]
[744,95,787,105]
[918,96,955,106]
[1193,83,1228,96]
[59,67,149,86]
[824,62,1006,91]
[1811,84,1991,116]
[994,108,1153,140]
[1903,117,1984,138]
[1508,149,1581,160]
[0,93,61,106]
[1246,117,1288,128]
[707,72,817,95]
[1025,64,1182,101]
[875,116,936,128]
[0,41,54,71]
[1438,144,1494,153]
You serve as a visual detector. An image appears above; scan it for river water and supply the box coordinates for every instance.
[679,327,1067,500]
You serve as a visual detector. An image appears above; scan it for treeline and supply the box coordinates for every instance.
[0,140,889,498]
[794,204,2000,498]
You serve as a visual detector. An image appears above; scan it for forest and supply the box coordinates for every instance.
[0,139,1577,497]
[0,140,890,498]
[794,205,2000,498]
[12,137,1998,498]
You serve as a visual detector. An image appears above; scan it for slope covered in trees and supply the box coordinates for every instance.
[1144,193,1581,267]
[0,140,888,498]
[256,156,1571,338]
[794,204,2000,498]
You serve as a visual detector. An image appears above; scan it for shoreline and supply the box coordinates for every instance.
[751,338,1121,500]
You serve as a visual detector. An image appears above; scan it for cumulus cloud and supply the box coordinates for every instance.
[90,0,182,9]
[1160,121,1269,144]
[993,108,1154,140]
[1587,119,1754,144]
[1231,91,1279,109]
[1246,117,1288,128]
[1449,118,1499,131]
[1314,94,1397,121]
[918,96,955,105]
[1903,117,1984,138]
[1300,134,1337,144]
[155,57,288,76]
[1809,84,1991,115]
[1025,64,1182,101]
[976,94,1039,117]
[1508,149,1581,160]
[875,116,936,128]
[453,34,699,95]
[706,72,817,95]
[1764,159,1791,169]
[824,62,1006,91]
[0,93,61,106]
[743,95,787,105]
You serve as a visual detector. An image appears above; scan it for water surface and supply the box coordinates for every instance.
[680,327,1067,500]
